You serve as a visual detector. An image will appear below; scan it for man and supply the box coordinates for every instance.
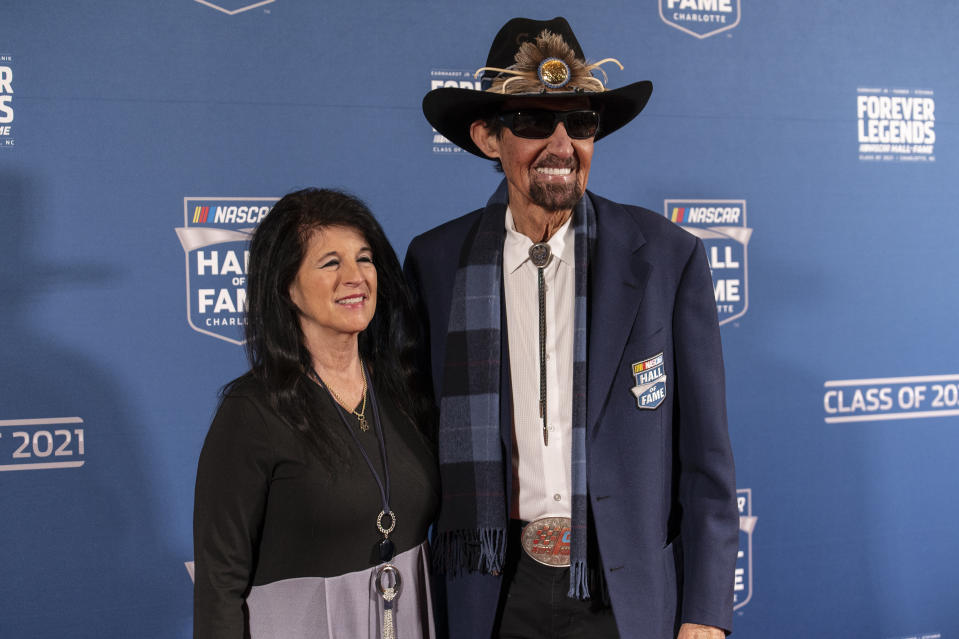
[405,17,738,639]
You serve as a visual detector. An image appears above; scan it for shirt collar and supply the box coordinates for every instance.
[503,207,575,275]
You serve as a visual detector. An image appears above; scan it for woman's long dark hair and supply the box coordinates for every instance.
[237,187,434,470]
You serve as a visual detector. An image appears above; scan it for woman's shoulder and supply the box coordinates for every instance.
[211,372,278,431]
[213,372,326,444]
[221,370,265,398]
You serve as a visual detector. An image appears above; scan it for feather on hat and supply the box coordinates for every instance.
[422,17,653,158]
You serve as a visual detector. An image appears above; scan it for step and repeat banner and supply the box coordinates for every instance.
[2,2,956,637]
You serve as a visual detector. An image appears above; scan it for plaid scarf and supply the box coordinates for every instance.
[433,183,596,599]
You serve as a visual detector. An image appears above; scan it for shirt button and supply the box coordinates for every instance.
[545,353,551,361]
[553,493,562,501]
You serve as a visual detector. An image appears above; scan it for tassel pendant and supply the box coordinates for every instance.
[376,563,401,639]
[381,586,396,639]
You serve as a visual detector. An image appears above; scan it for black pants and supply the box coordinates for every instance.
[496,523,619,639]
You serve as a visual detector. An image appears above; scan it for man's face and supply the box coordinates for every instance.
[473,97,594,214]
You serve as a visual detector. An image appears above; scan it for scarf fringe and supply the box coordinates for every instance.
[568,559,592,600]
[432,528,507,576]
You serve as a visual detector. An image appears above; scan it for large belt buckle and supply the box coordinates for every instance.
[520,517,572,567]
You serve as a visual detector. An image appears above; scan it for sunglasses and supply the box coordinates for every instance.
[496,109,601,140]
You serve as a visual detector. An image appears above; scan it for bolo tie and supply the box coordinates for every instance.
[528,234,552,446]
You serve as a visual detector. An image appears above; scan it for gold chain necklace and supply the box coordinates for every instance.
[322,367,369,432]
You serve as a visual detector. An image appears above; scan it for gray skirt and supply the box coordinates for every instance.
[246,541,435,639]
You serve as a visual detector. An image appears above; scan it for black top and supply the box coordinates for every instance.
[193,373,439,630]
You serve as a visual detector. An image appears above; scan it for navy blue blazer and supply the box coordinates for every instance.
[404,188,738,639]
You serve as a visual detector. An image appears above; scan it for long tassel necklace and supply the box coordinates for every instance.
[312,362,400,639]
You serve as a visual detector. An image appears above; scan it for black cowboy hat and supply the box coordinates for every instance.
[422,16,653,159]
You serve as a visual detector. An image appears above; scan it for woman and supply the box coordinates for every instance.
[193,188,438,638]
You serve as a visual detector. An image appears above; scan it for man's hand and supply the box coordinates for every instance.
[677,623,725,639]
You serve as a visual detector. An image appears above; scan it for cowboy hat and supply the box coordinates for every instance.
[422,16,653,159]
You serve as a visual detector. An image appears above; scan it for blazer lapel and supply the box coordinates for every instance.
[586,196,651,431]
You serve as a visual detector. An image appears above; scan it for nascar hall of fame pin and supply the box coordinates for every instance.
[735,488,757,611]
[174,198,276,345]
[428,69,482,154]
[659,0,741,39]
[631,352,667,410]
[1,54,14,148]
[666,199,752,325]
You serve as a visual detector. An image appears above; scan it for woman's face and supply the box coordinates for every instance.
[288,225,377,347]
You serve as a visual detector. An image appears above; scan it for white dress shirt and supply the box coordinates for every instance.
[503,207,575,522]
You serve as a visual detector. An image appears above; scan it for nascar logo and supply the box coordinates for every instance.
[174,197,276,345]
[666,199,752,326]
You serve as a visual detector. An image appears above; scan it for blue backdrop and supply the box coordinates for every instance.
[2,2,957,637]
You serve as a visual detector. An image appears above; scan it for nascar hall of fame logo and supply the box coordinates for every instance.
[857,87,935,163]
[659,0,741,39]
[735,488,757,611]
[631,352,667,410]
[174,198,276,345]
[0,417,86,472]
[428,69,482,154]
[194,0,275,15]
[1,54,14,148]
[665,199,752,325]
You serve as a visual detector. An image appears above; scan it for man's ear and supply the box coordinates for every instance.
[470,120,501,159]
